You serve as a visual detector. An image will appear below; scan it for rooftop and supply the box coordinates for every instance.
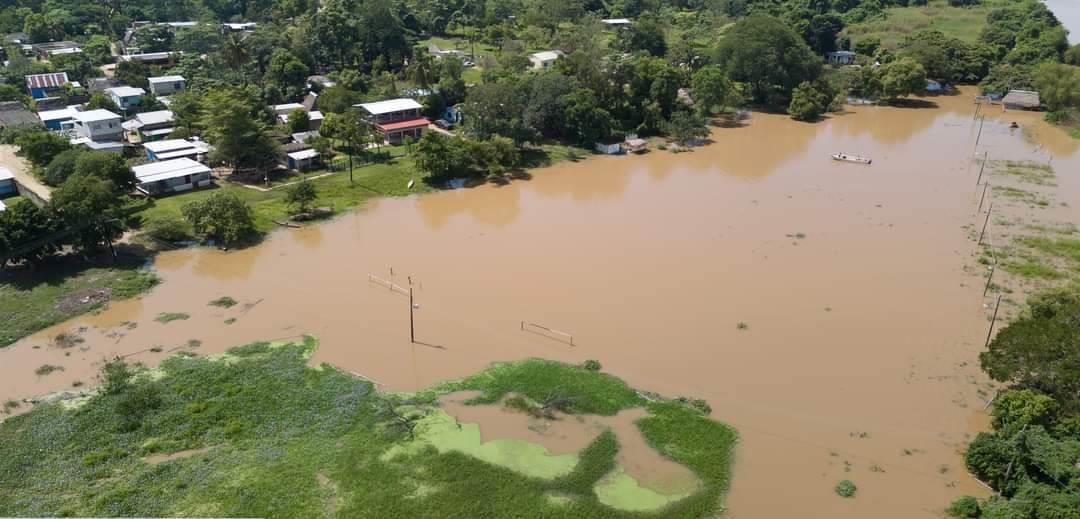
[273,103,305,114]
[601,18,632,24]
[0,101,38,127]
[356,98,423,115]
[133,157,211,184]
[107,86,146,97]
[287,149,319,160]
[73,109,122,123]
[0,166,14,181]
[37,105,78,122]
[530,51,562,62]
[375,117,430,132]
[148,75,185,83]
[134,110,174,126]
[1003,89,1040,108]
[25,72,69,90]
[143,138,204,153]
[120,52,173,62]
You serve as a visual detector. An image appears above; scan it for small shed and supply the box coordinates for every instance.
[528,51,563,70]
[132,158,212,195]
[826,51,856,65]
[287,148,319,170]
[1002,90,1040,110]
[594,141,621,155]
[25,72,70,100]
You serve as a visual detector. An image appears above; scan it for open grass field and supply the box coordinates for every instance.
[844,0,1000,49]
[0,338,737,518]
[0,257,159,347]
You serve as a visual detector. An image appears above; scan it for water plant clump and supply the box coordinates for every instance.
[835,480,857,498]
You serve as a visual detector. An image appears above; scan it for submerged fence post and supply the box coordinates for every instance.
[984,295,1002,348]
[984,265,997,297]
[978,183,990,213]
[976,151,988,185]
[409,287,415,343]
[978,203,993,246]
[974,115,986,149]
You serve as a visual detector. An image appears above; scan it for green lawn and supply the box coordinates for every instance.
[136,156,430,235]
[0,257,160,347]
[844,0,999,49]
[0,339,738,518]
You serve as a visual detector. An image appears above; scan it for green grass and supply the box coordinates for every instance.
[0,257,160,347]
[0,339,738,518]
[999,160,1056,186]
[135,158,429,235]
[1018,237,1080,264]
[1004,260,1064,280]
[844,0,997,49]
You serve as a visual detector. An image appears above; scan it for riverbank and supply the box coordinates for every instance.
[0,338,737,518]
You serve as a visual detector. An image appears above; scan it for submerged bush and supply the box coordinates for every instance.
[946,496,981,518]
[835,480,857,498]
[582,360,602,372]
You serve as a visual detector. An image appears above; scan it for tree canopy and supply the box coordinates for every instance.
[713,14,823,108]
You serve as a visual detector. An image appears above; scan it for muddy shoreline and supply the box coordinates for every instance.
[3,89,1079,517]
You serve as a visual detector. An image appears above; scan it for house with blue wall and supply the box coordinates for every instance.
[25,72,70,100]
[0,167,16,197]
[106,86,145,112]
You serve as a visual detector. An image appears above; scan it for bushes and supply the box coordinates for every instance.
[834,479,857,497]
[143,216,193,242]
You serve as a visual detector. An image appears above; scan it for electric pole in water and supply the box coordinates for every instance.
[409,287,415,343]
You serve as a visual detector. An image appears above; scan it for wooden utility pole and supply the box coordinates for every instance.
[409,287,415,343]
[984,265,996,297]
[976,151,988,184]
[975,115,986,148]
[978,183,990,213]
[978,203,993,246]
[989,295,1002,347]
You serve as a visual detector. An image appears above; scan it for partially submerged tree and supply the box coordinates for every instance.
[180,191,257,246]
[285,180,318,214]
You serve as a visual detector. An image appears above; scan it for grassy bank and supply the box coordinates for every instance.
[844,0,997,49]
[137,157,429,235]
[0,339,737,518]
[0,256,159,347]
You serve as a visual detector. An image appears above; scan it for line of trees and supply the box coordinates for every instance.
[946,287,1080,518]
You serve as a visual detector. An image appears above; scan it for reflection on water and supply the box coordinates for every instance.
[3,88,1079,519]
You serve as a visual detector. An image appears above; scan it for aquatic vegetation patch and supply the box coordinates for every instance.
[208,297,238,308]
[154,312,190,324]
[0,338,737,518]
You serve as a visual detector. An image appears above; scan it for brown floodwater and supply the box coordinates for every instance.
[3,89,1078,517]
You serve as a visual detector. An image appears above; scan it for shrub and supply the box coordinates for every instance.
[582,360,602,372]
[946,496,981,518]
[181,191,257,245]
[835,479,857,497]
[144,216,193,242]
[102,358,134,394]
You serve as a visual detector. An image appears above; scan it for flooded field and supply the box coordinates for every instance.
[3,90,1079,517]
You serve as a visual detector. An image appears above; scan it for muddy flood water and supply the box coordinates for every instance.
[3,89,1079,517]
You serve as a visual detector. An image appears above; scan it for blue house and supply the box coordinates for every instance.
[25,72,70,100]
[106,86,145,111]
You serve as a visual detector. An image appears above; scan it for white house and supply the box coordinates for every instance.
[529,50,563,70]
[132,157,212,196]
[106,86,145,111]
[147,75,186,96]
[72,109,123,141]
[601,18,632,28]
[355,98,429,144]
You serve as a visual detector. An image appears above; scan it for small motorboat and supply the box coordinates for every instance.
[832,153,872,164]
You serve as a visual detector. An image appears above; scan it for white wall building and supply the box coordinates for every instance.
[529,50,563,70]
[147,75,186,96]
[132,158,212,195]
[72,109,123,141]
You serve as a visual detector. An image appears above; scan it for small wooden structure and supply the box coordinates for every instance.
[1002,90,1040,111]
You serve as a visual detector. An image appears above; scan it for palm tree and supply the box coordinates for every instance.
[408,54,436,90]
[220,33,250,85]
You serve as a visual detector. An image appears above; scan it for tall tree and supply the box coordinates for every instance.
[200,89,282,173]
[714,14,823,108]
[320,110,371,185]
[49,174,126,255]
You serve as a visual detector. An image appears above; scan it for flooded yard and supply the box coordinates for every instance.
[3,90,1078,517]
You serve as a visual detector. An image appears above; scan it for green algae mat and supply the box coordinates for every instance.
[0,338,737,518]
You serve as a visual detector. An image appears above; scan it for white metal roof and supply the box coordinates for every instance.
[134,110,174,126]
[0,166,14,181]
[309,110,324,120]
[356,98,423,115]
[601,18,632,24]
[273,103,305,115]
[107,86,145,97]
[0,199,6,212]
[148,75,185,83]
[155,148,202,160]
[133,158,210,183]
[73,109,121,123]
[38,106,78,122]
[143,138,198,153]
[142,127,176,136]
[287,149,319,160]
[120,52,172,61]
[530,51,562,62]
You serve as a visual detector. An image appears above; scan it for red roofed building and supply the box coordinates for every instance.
[25,72,70,100]
[355,98,429,144]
